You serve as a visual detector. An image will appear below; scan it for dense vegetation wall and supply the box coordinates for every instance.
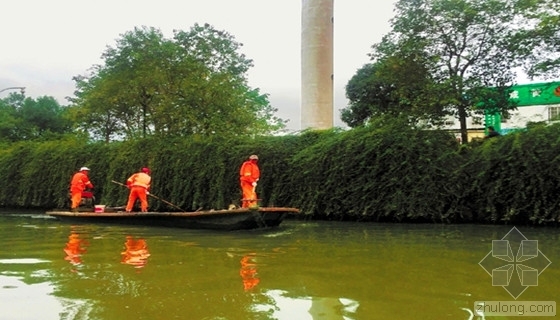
[1,121,559,225]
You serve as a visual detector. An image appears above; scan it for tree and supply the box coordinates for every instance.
[342,46,450,128]
[517,0,560,79]
[0,93,71,142]
[19,96,72,139]
[70,27,173,142]
[341,63,394,127]
[0,98,20,142]
[355,0,548,143]
[71,24,286,142]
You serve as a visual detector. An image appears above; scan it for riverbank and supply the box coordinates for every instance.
[1,120,560,225]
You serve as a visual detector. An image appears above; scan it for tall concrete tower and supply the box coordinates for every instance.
[301,0,334,130]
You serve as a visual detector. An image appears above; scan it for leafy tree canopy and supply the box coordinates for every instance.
[342,0,558,143]
[70,24,287,142]
[0,93,72,142]
[517,0,560,78]
[342,48,451,128]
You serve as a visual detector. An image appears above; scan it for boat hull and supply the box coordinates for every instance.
[45,207,299,231]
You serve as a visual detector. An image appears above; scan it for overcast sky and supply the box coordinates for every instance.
[0,0,397,131]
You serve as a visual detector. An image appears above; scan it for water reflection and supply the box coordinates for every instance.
[3,215,559,319]
[121,236,151,269]
[240,253,260,291]
[0,275,66,320]
[252,289,360,320]
[63,229,89,266]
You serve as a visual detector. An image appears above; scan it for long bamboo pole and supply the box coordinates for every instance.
[111,180,186,212]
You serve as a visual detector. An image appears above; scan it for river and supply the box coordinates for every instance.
[0,212,558,319]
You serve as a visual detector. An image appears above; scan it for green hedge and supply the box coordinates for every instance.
[1,121,559,225]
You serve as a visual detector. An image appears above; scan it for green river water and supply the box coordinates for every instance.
[0,212,558,319]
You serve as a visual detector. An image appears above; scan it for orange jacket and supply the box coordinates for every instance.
[70,172,93,192]
[127,172,151,189]
[239,160,260,184]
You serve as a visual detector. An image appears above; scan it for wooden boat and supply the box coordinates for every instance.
[45,206,299,231]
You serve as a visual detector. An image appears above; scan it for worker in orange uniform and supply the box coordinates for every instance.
[70,167,94,212]
[239,155,260,208]
[125,167,152,212]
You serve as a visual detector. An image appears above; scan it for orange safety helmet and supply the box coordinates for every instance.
[141,167,151,174]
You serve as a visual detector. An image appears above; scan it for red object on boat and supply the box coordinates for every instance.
[81,191,93,198]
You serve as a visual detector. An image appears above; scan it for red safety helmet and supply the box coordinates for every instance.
[141,167,151,174]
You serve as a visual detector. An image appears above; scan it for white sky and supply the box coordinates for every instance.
[0,0,397,131]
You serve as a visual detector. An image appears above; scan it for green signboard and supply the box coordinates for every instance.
[484,110,501,133]
[483,81,560,134]
[509,81,560,107]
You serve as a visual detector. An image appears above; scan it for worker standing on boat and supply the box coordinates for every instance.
[70,166,94,212]
[239,155,260,208]
[125,167,152,212]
